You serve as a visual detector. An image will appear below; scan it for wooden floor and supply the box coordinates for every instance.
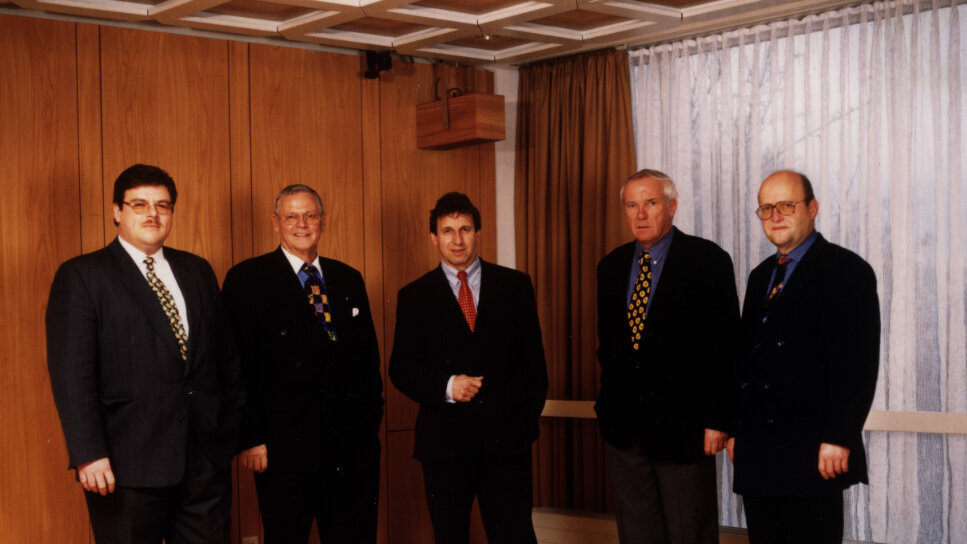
[532,508,750,544]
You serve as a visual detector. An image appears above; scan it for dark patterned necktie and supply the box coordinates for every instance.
[457,270,476,331]
[627,250,652,351]
[303,263,337,342]
[762,255,791,323]
[144,256,188,361]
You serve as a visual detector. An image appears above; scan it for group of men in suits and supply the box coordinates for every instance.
[597,168,880,544]
[46,166,547,543]
[45,162,878,544]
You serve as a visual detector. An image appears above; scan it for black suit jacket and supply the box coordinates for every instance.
[46,238,244,487]
[389,260,548,464]
[733,233,879,496]
[595,227,740,462]
[221,248,383,471]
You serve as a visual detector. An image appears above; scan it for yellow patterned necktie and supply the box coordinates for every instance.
[144,256,188,361]
[627,250,652,351]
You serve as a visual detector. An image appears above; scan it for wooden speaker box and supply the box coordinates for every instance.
[416,93,505,150]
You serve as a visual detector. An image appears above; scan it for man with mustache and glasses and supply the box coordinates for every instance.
[46,163,245,543]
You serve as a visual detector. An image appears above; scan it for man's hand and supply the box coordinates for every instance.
[704,429,728,456]
[452,375,484,402]
[726,437,735,463]
[818,443,850,479]
[240,444,268,473]
[77,457,115,495]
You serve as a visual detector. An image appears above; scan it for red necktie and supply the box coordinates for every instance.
[762,255,791,323]
[457,270,476,332]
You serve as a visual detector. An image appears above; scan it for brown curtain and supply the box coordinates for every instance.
[515,49,636,511]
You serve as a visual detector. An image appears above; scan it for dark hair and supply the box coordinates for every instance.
[275,184,324,215]
[429,192,481,233]
[112,164,177,207]
[799,172,816,203]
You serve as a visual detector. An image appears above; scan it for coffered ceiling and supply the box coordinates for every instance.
[3,0,860,64]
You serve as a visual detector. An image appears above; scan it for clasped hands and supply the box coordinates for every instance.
[452,374,484,402]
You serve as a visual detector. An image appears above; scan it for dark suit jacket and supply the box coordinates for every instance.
[389,260,548,464]
[595,227,740,462]
[221,248,383,472]
[46,238,244,487]
[733,233,879,496]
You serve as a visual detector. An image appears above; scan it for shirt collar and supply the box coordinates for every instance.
[636,227,674,261]
[778,230,818,264]
[117,235,165,264]
[280,245,320,275]
[440,257,482,286]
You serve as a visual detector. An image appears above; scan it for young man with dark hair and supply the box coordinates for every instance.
[390,192,548,544]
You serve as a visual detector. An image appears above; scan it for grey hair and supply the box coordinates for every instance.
[274,184,324,215]
[620,169,679,202]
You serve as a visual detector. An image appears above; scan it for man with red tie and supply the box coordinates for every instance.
[389,192,548,544]
[728,170,880,543]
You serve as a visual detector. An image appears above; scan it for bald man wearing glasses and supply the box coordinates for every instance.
[46,164,245,543]
[221,184,383,543]
[729,170,880,543]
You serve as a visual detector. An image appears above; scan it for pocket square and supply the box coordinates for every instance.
[352,307,360,317]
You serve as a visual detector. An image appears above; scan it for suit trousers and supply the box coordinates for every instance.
[253,443,380,544]
[605,439,719,544]
[84,432,231,544]
[421,448,537,544]
[742,492,844,544]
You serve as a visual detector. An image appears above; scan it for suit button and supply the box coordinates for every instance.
[739,382,748,389]
[295,361,303,368]
[763,384,771,390]
[777,341,785,348]
[186,391,194,397]
[280,329,288,336]
[765,418,774,425]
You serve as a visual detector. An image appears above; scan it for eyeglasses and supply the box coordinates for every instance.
[755,200,805,220]
[278,212,322,226]
[123,200,174,215]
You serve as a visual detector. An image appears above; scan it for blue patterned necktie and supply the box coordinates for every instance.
[302,262,337,342]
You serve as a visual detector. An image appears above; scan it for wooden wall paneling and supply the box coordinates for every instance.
[359,56,390,544]
[226,37,260,544]
[386,430,434,543]
[77,22,105,255]
[0,15,90,543]
[228,40,255,266]
[98,27,234,280]
[477,142,497,263]
[247,44,366,270]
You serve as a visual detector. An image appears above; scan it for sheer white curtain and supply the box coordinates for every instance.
[629,0,965,542]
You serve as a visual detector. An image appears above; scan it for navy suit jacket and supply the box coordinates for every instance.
[46,238,244,487]
[733,233,880,496]
[221,248,383,471]
[595,227,740,462]
[389,260,548,464]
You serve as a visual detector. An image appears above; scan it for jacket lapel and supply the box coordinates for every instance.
[432,265,473,333]
[167,252,201,374]
[109,240,184,363]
